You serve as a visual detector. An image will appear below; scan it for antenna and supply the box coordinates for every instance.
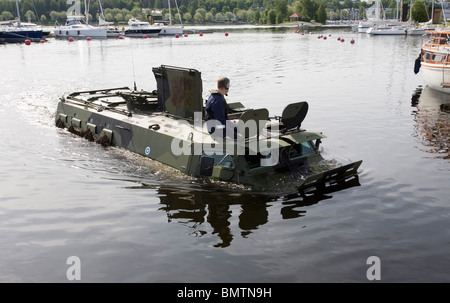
[129,38,137,91]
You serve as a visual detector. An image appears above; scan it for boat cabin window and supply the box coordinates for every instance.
[424,52,431,61]
[432,54,443,62]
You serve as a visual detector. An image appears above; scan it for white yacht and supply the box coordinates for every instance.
[54,16,107,39]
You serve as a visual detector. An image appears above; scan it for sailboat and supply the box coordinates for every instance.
[98,0,124,38]
[0,0,43,43]
[53,0,107,39]
[366,0,408,35]
[155,0,183,36]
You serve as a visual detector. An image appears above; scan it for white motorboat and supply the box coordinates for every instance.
[54,16,107,39]
[124,18,161,38]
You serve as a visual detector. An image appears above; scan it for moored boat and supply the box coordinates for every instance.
[415,29,450,94]
[367,24,408,35]
[0,0,43,43]
[125,18,161,38]
[54,65,363,192]
[53,16,107,39]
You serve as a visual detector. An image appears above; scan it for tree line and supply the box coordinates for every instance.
[0,0,435,25]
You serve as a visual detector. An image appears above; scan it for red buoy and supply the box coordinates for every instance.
[350,39,355,44]
[143,34,148,39]
[323,36,327,40]
[199,32,203,36]
[184,34,188,37]
[68,37,74,42]
[24,39,31,45]
[337,37,341,41]
[118,35,124,39]
[341,38,345,42]
[175,34,179,38]
[40,40,45,43]
[225,32,229,36]
[87,37,91,41]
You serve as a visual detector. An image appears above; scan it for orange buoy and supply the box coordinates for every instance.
[24,39,31,45]
[68,37,74,42]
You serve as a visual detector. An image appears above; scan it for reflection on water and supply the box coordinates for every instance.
[130,175,360,248]
[411,86,450,160]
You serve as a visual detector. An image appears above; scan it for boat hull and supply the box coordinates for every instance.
[54,27,107,39]
[367,27,407,35]
[421,64,450,94]
[124,29,161,37]
[0,29,43,43]
[158,26,183,36]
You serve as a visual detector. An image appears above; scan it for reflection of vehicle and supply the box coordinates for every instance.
[55,65,362,192]
[416,29,450,94]
[155,176,360,247]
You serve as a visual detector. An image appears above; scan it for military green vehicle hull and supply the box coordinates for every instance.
[55,65,362,192]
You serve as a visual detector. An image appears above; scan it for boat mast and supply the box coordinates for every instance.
[175,0,183,26]
[431,0,435,23]
[99,0,105,20]
[15,0,21,27]
[84,0,90,25]
[168,0,172,26]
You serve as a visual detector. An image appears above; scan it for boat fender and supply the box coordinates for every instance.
[414,54,421,74]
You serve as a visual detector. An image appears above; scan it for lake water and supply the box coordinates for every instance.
[0,25,449,283]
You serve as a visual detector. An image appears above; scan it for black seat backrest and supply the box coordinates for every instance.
[281,102,309,131]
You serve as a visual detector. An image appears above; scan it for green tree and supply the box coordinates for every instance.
[411,0,428,22]
[183,12,192,22]
[1,11,14,21]
[154,0,163,9]
[296,0,317,22]
[24,10,36,21]
[268,9,276,24]
[274,0,287,21]
[316,3,327,24]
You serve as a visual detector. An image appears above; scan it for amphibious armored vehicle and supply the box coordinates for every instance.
[55,65,362,192]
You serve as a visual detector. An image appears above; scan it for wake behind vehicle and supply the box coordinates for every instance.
[55,65,362,193]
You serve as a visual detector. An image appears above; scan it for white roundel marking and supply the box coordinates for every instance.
[145,147,150,155]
